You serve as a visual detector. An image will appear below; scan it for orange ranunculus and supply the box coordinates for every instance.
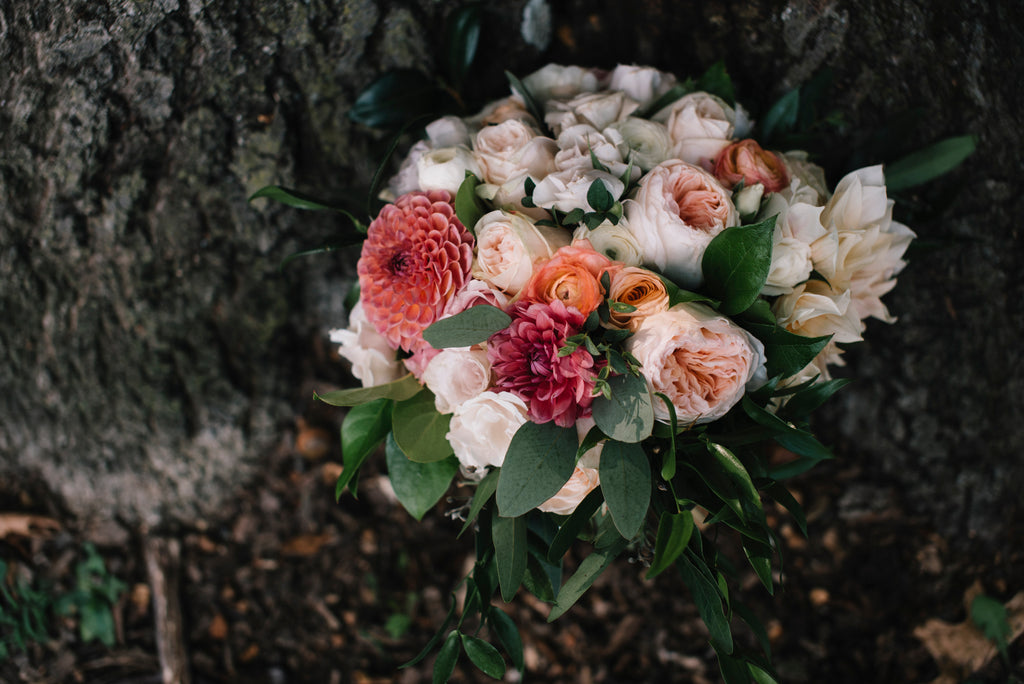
[606,267,670,330]
[713,139,789,193]
[519,244,618,316]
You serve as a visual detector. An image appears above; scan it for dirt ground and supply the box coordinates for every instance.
[2,376,1023,684]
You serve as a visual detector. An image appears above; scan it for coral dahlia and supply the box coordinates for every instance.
[488,299,601,428]
[358,191,475,352]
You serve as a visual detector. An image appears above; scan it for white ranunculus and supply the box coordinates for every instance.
[520,64,600,104]
[425,115,471,148]
[473,209,571,294]
[532,167,625,214]
[421,348,492,414]
[772,280,864,346]
[607,64,677,107]
[654,91,736,166]
[446,391,530,480]
[329,302,404,387]
[553,123,632,177]
[572,220,643,266]
[416,146,482,195]
[605,117,673,171]
[544,91,640,137]
[624,159,738,288]
[474,119,557,186]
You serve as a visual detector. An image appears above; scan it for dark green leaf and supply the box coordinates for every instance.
[488,607,524,672]
[705,439,763,524]
[734,600,772,659]
[742,322,830,380]
[496,422,578,518]
[493,513,528,602]
[443,4,481,92]
[350,69,450,129]
[392,390,453,463]
[760,88,800,142]
[701,216,776,315]
[766,481,807,537]
[455,172,489,233]
[657,274,720,308]
[386,435,458,520]
[315,374,422,407]
[885,135,977,191]
[647,512,694,579]
[743,538,774,594]
[717,651,750,684]
[505,70,547,135]
[749,663,780,684]
[548,536,629,621]
[459,468,500,537]
[637,80,695,119]
[592,373,654,443]
[741,397,833,463]
[679,553,733,653]
[433,630,461,684]
[970,594,1011,662]
[548,489,604,564]
[587,178,615,212]
[460,634,505,679]
[697,61,735,106]
[599,441,651,539]
[337,399,392,500]
[779,377,851,420]
[522,552,556,602]
[422,304,511,349]
[654,393,679,480]
[249,185,349,215]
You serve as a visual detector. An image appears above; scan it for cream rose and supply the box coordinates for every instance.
[417,146,483,195]
[654,91,736,166]
[329,302,404,387]
[532,167,625,214]
[606,266,670,330]
[624,159,738,288]
[472,209,571,295]
[545,91,640,136]
[474,119,557,186]
[772,279,864,346]
[521,64,600,103]
[572,221,643,266]
[781,151,829,205]
[421,348,492,414]
[606,117,673,171]
[537,464,600,515]
[627,303,766,425]
[447,391,530,480]
[553,123,632,177]
[759,191,827,296]
[607,64,677,107]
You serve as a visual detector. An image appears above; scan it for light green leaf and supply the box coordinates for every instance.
[493,513,528,602]
[749,663,780,684]
[385,435,458,520]
[433,630,460,684]
[591,373,654,443]
[599,441,651,540]
[460,634,506,679]
[315,374,422,407]
[488,607,524,672]
[701,216,776,315]
[392,390,453,463]
[646,511,694,579]
[885,135,977,191]
[495,422,577,518]
[336,398,392,500]
[548,535,629,621]
[422,304,511,349]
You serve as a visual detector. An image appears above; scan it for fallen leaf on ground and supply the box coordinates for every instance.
[281,533,332,556]
[0,513,60,539]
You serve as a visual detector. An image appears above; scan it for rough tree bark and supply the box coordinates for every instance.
[1,0,1021,555]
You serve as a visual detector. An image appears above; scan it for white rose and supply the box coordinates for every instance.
[759,191,827,296]
[421,348,492,414]
[416,146,482,195]
[425,115,471,148]
[532,167,625,214]
[733,182,765,217]
[624,159,738,288]
[481,174,552,221]
[447,391,529,480]
[329,302,404,387]
[654,91,736,166]
[473,209,571,294]
[520,64,600,104]
[545,91,640,137]
[572,220,643,266]
[553,123,632,177]
[772,280,864,346]
[605,117,673,171]
[781,151,829,205]
[474,119,557,186]
[607,64,677,107]
[384,140,430,198]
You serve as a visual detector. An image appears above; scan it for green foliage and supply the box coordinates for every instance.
[0,561,52,659]
[442,4,482,93]
[591,372,654,443]
[701,216,776,315]
[315,374,422,406]
[349,69,455,130]
[454,172,490,233]
[492,513,528,602]
[599,441,652,539]
[696,61,735,106]
[422,304,511,349]
[54,544,126,648]
[647,512,694,579]
[391,390,454,463]
[337,398,392,499]
[385,434,458,520]
[970,593,1012,665]
[495,422,577,518]
[885,135,977,191]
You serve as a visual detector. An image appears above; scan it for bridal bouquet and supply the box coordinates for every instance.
[255,57,968,682]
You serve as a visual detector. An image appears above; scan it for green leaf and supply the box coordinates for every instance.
[493,513,528,602]
[657,274,720,308]
[760,88,800,143]
[392,390,453,463]
[548,536,629,621]
[315,374,422,407]
[460,634,506,679]
[488,607,524,672]
[442,4,482,92]
[459,468,500,537]
[433,630,461,684]
[779,377,851,419]
[647,512,694,579]
[885,135,977,191]
[599,441,652,539]
[505,70,548,135]
[495,422,578,518]
[749,663,780,684]
[422,304,511,349]
[637,80,695,118]
[679,553,733,653]
[718,651,751,684]
[701,216,776,315]
[454,172,489,233]
[742,323,831,380]
[734,600,773,659]
[349,69,450,129]
[522,552,556,602]
[743,538,774,594]
[654,393,679,481]
[697,61,735,106]
[385,435,458,520]
[337,399,393,500]
[741,397,833,463]
[548,489,604,564]
[704,439,764,525]
[766,481,807,537]
[970,593,1012,662]
[587,178,615,212]
[249,185,348,214]
[591,372,654,443]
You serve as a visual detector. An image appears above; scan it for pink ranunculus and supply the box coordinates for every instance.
[488,299,601,428]
[713,139,790,193]
[357,191,475,352]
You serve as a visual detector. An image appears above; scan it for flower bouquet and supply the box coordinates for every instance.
[254,55,972,682]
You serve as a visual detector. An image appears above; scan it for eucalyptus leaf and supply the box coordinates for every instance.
[749,663,780,684]
[392,390,453,463]
[460,634,506,679]
[701,216,775,315]
[743,538,774,594]
[547,535,629,621]
[315,374,422,407]
[591,373,654,443]
[493,513,528,602]
[646,511,694,579]
[599,441,652,540]
[779,377,852,419]
[385,435,458,521]
[885,135,977,191]
[704,439,764,524]
[766,481,807,537]
[422,304,511,349]
[496,422,577,518]
[336,398,392,500]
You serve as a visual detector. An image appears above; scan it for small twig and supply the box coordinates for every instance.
[142,535,191,684]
